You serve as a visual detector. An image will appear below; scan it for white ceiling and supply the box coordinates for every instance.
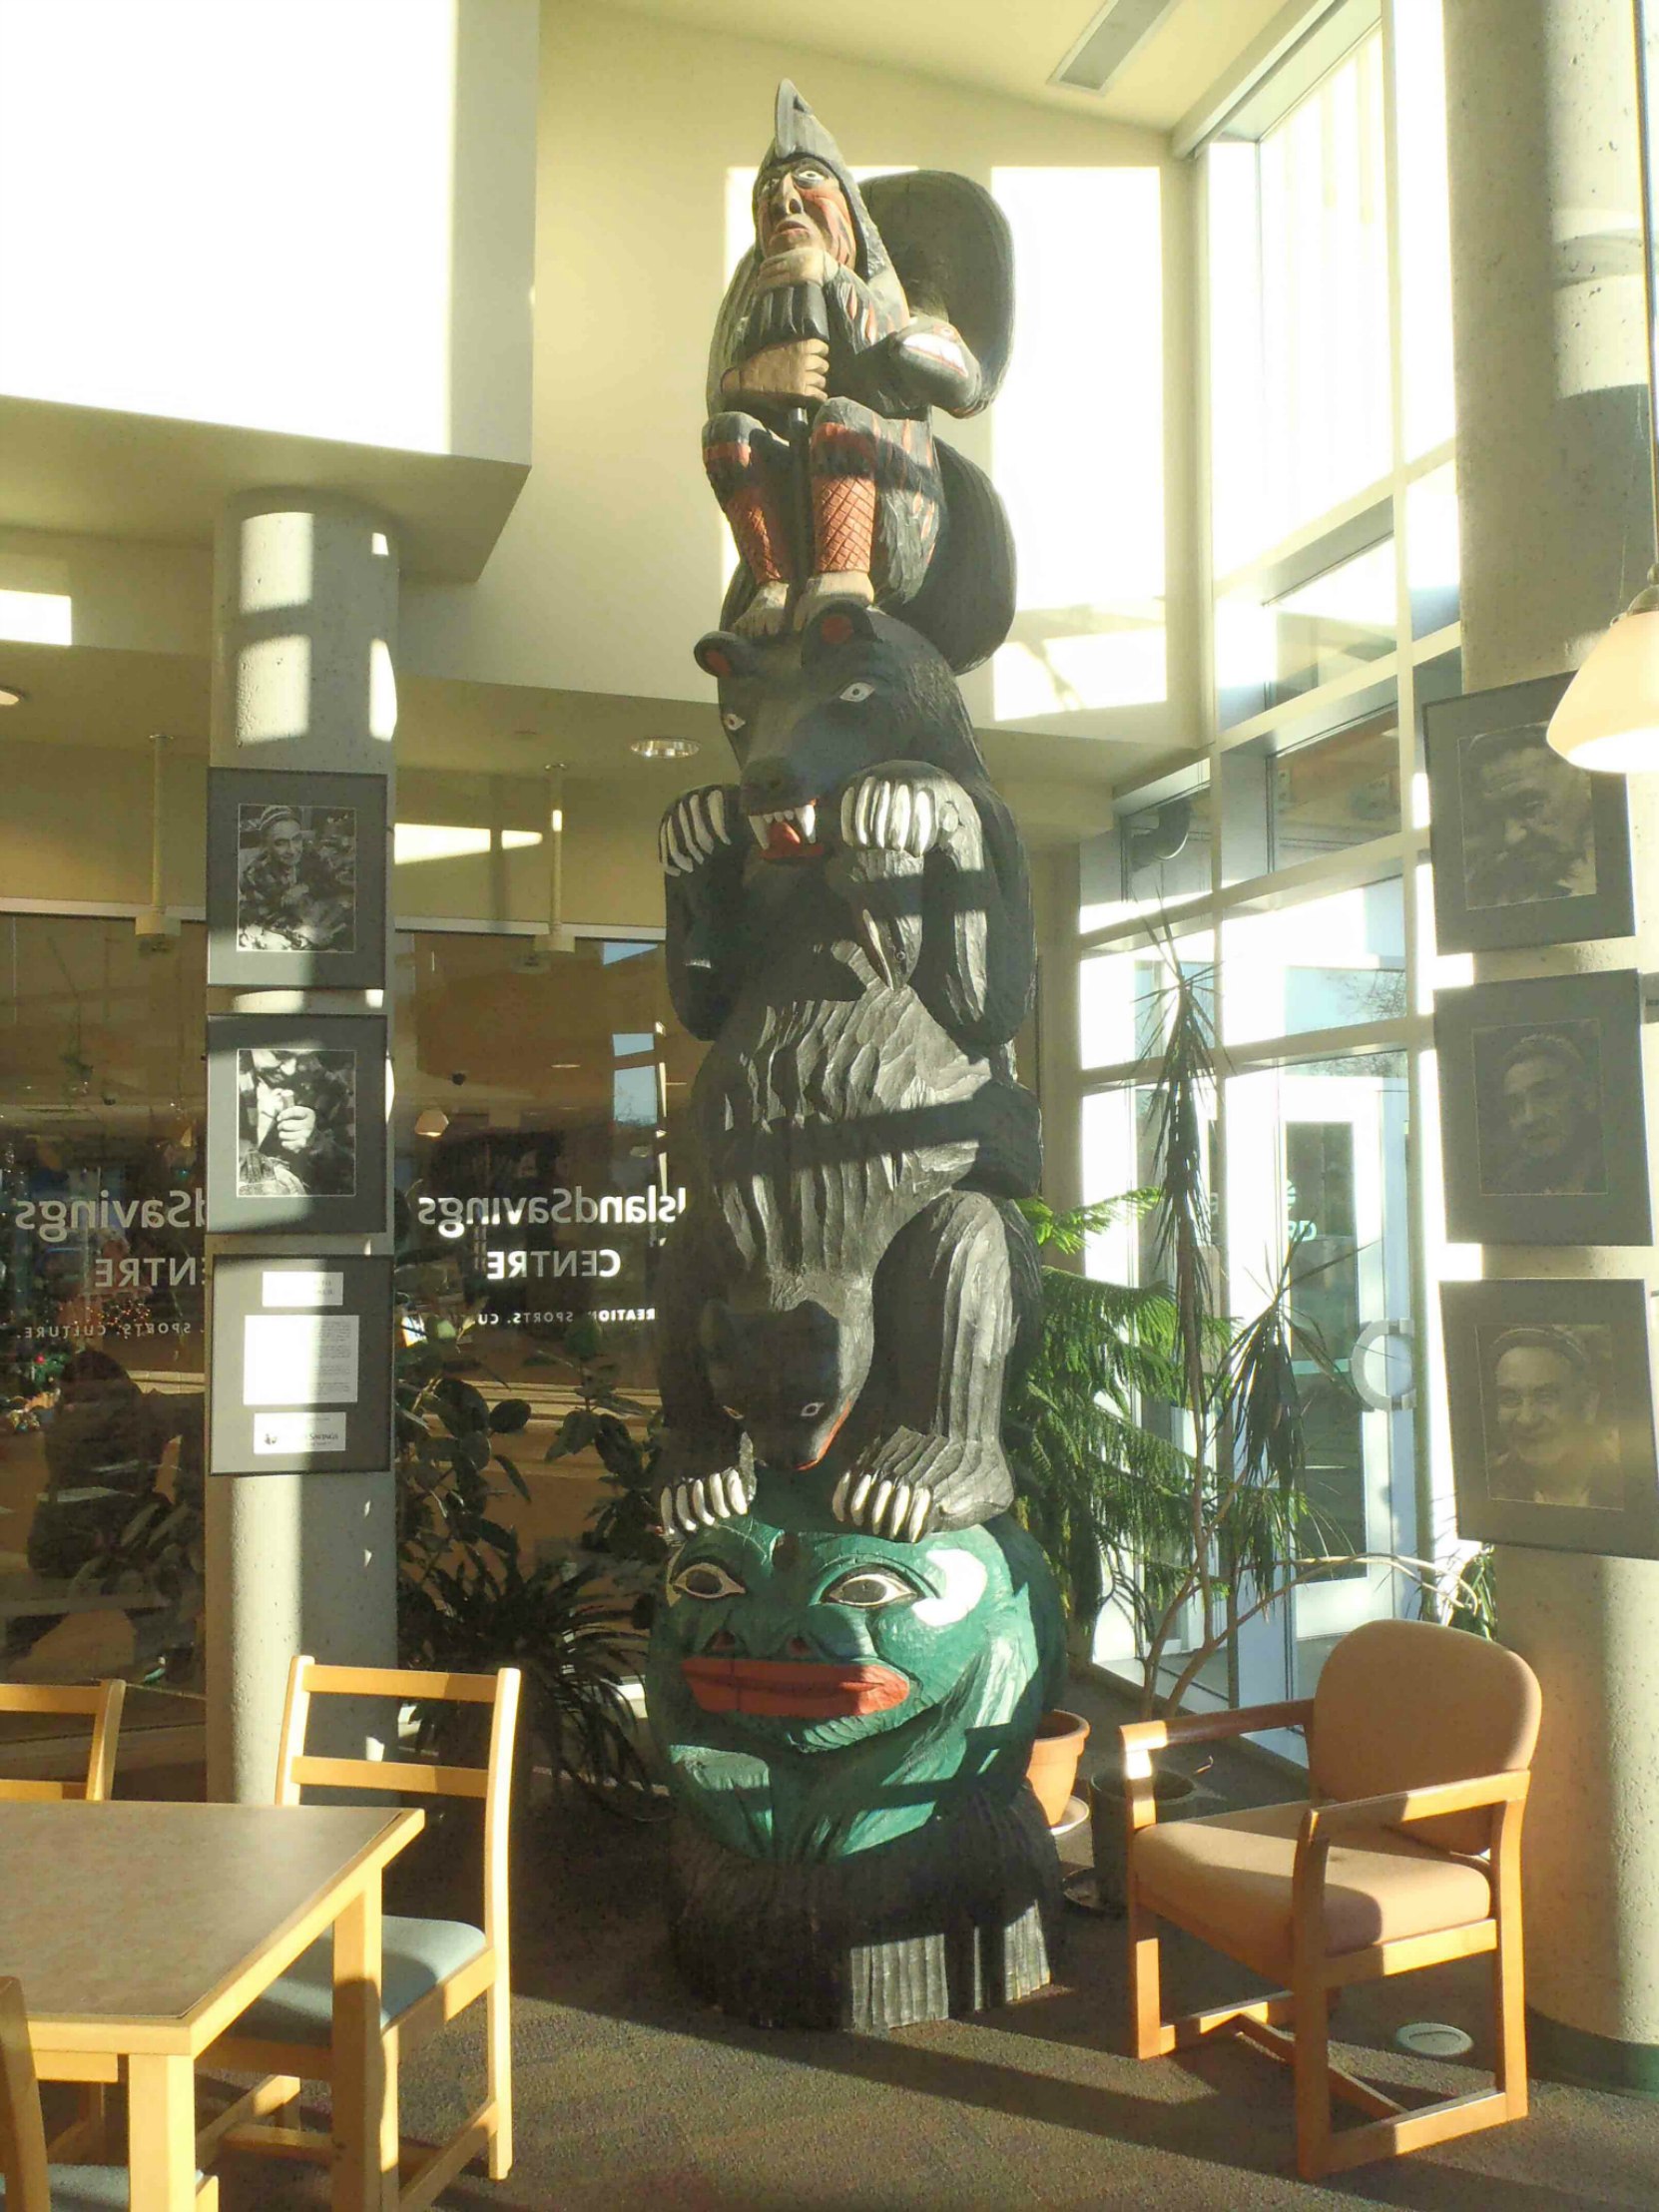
[608,0,1294,128]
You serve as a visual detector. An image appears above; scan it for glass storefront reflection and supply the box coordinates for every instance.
[0,916,207,1686]
[0,915,698,1686]
[393,931,703,1392]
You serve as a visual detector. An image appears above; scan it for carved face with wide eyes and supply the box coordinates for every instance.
[650,1514,1010,1751]
[754,159,856,265]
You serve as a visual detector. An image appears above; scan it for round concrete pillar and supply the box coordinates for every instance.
[206,493,399,1802]
[1445,0,1659,2089]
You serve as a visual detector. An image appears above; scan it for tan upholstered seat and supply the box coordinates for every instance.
[1134,1800,1493,1981]
[1120,1618,1543,2182]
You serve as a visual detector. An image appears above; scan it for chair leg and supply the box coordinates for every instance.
[1126,1889,1167,2059]
[1493,1907,1528,2119]
[1291,1961,1333,2182]
[486,1970,512,2179]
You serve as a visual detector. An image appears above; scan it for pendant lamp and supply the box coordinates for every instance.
[1549,0,1659,770]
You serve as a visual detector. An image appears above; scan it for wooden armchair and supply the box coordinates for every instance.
[197,1657,520,2212]
[0,1975,217,2210]
[0,1682,125,1803]
[1122,1618,1542,2181]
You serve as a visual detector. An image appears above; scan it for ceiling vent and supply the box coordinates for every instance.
[1052,0,1182,93]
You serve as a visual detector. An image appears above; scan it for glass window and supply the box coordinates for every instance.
[1222,1050,1417,1696]
[394,931,701,1397]
[0,917,207,1690]
[1209,29,1391,568]
[1217,537,1396,729]
[1406,463,1459,637]
[1394,0,1456,458]
[1271,708,1402,863]
[1223,877,1406,1045]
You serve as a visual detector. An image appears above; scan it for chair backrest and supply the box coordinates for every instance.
[275,1657,521,1945]
[1311,1618,1542,1854]
[0,1977,50,2212]
[0,1678,126,1803]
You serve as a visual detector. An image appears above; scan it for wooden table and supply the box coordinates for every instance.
[0,1800,423,2211]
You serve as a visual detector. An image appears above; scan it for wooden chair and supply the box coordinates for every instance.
[198,1657,521,2212]
[0,1975,217,2210]
[0,1682,125,1803]
[1122,1617,1542,2181]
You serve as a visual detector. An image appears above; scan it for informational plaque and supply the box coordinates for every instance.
[210,1255,393,1475]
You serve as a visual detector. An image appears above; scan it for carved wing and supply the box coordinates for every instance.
[860,172,1014,407]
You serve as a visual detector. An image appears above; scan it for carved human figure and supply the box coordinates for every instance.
[705,81,1011,650]
[652,602,1039,1542]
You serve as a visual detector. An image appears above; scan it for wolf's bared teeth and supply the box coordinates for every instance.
[749,815,772,847]
[796,801,817,843]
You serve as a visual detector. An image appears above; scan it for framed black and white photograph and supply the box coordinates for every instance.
[1434,970,1650,1245]
[1440,1279,1659,1557]
[206,769,386,989]
[206,1014,387,1233]
[210,1255,393,1475]
[1425,673,1634,954]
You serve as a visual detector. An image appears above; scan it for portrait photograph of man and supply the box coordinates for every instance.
[236,1046,356,1200]
[1441,1280,1659,1557]
[236,803,357,954]
[1479,1323,1619,1510]
[1472,1021,1605,1198]
[207,770,386,990]
[1425,673,1633,953]
[1457,725,1595,910]
[1435,970,1649,1246]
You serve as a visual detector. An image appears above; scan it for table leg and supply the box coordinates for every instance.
[331,1876,397,2212]
[126,2052,195,2212]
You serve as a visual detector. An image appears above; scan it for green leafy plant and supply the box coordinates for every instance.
[538,1314,670,1585]
[1010,949,1394,1719]
[394,1294,660,1816]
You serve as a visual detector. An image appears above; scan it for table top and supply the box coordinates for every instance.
[0,1800,421,2052]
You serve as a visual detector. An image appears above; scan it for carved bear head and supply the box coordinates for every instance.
[699,1283,873,1472]
[693,602,987,864]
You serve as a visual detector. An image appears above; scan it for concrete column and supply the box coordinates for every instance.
[1445,0,1659,2090]
[206,493,398,1802]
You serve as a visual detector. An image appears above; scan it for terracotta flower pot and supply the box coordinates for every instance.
[1026,1708,1090,1826]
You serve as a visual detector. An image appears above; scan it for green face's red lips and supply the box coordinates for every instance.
[681,1655,909,1719]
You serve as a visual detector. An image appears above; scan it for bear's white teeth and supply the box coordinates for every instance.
[749,801,818,847]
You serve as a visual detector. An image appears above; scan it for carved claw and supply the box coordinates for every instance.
[659,786,738,876]
[838,766,957,860]
[832,1468,937,1541]
[658,1466,756,1537]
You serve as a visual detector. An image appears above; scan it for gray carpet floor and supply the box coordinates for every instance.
[184,1675,1658,2211]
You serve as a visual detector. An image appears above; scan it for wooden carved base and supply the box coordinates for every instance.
[665,1783,1063,2031]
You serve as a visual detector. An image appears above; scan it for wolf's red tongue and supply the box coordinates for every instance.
[765,817,808,860]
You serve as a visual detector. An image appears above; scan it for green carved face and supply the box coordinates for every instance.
[645,1480,1064,1859]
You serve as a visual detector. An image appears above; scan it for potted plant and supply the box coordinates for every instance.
[1010,949,1389,1903]
[393,1288,662,1819]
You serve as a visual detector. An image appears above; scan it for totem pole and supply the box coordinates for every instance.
[644,83,1063,2032]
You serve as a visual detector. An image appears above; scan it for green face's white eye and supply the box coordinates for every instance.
[672,1560,746,1602]
[799,1399,827,1418]
[722,710,745,733]
[838,681,873,705]
[822,1567,918,1610]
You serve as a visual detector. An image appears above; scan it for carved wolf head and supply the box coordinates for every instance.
[693,602,988,864]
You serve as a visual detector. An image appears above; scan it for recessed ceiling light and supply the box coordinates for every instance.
[0,686,25,708]
[631,736,699,760]
[549,1061,580,1070]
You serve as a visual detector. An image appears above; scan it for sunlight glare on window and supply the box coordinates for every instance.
[1394,0,1456,457]
[991,167,1165,722]
[0,590,72,646]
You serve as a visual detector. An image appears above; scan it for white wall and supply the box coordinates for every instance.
[0,0,536,464]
